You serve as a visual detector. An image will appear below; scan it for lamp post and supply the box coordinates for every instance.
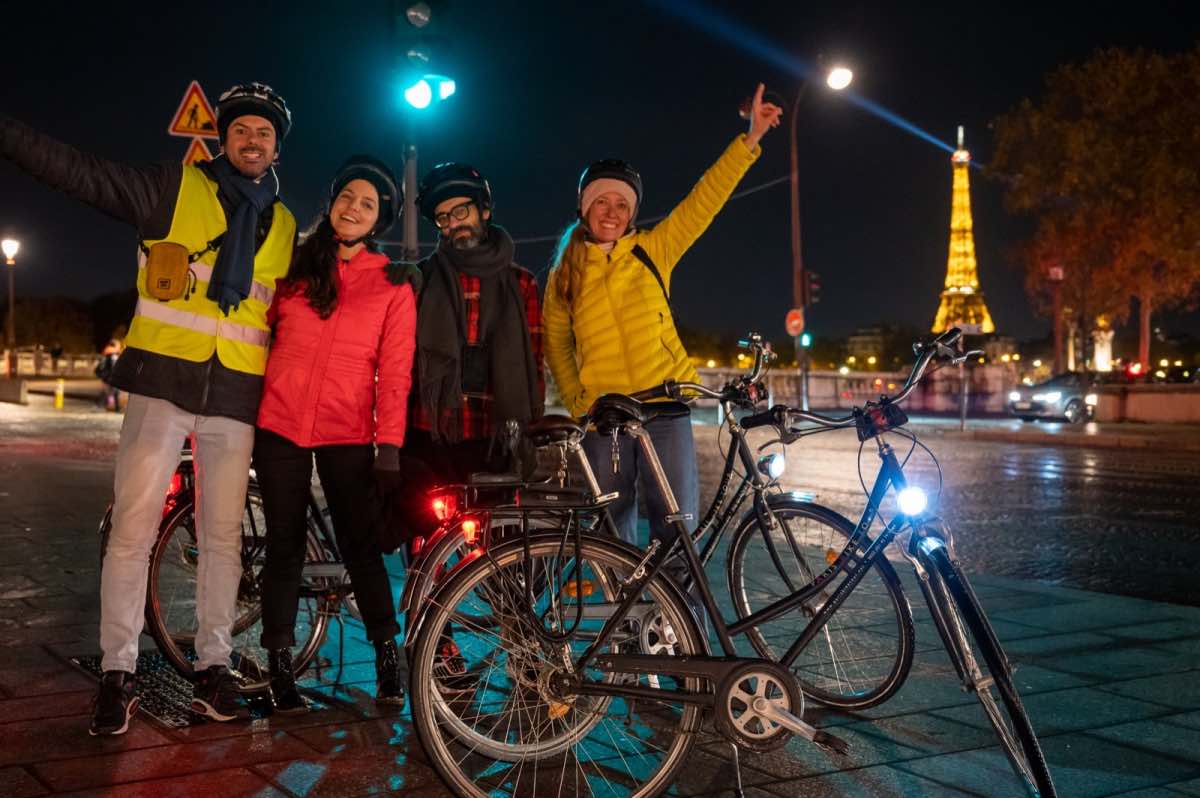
[790,65,852,410]
[2,238,18,379]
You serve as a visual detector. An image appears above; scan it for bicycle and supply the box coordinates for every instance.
[405,328,1057,798]
[97,441,359,691]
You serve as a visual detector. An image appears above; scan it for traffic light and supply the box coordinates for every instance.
[800,332,812,348]
[395,1,455,109]
[804,271,822,306]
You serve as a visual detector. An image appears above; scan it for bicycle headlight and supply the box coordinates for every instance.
[757,452,786,480]
[897,486,928,517]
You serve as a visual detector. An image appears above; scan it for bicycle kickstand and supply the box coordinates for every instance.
[730,742,746,798]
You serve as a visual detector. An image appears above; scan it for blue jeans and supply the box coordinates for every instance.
[582,413,707,636]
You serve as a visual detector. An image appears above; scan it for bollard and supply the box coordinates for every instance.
[54,378,65,410]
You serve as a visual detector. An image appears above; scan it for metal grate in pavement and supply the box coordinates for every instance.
[69,652,282,728]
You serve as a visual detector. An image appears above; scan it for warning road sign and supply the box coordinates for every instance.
[168,81,219,139]
[183,138,214,166]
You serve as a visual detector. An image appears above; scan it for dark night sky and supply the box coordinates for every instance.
[1,1,1197,344]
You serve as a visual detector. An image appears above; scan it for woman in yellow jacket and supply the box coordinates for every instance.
[544,83,781,578]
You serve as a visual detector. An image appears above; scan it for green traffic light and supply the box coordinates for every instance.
[800,333,812,348]
[402,74,455,109]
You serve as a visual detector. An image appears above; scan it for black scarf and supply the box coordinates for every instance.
[206,154,279,316]
[417,224,540,443]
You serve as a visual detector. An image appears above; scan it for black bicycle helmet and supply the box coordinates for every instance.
[216,82,293,142]
[416,162,492,221]
[577,159,643,212]
[330,155,402,236]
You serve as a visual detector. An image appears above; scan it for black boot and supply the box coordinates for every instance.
[268,648,309,715]
[374,638,406,707]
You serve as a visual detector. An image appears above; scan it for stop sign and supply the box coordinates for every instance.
[785,308,805,337]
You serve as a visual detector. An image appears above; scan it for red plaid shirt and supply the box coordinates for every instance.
[413,267,544,440]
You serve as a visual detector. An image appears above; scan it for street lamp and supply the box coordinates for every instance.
[2,238,19,379]
[790,63,852,409]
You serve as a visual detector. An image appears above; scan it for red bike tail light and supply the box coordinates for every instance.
[432,493,457,522]
[168,471,183,497]
[461,518,479,545]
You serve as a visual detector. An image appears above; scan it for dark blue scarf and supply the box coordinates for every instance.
[206,154,279,316]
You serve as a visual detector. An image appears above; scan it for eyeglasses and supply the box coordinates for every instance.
[434,200,475,229]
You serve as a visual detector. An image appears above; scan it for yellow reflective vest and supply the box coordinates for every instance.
[126,165,295,376]
[544,135,760,416]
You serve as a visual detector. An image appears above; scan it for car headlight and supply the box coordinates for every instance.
[897,486,929,517]
[1084,393,1098,406]
[1032,391,1061,403]
[1008,391,1022,402]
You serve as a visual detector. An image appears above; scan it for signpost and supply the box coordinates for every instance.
[785,308,809,411]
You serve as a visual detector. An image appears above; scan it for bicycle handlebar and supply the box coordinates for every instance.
[627,327,980,432]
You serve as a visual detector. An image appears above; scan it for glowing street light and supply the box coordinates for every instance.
[826,66,853,91]
[2,237,19,379]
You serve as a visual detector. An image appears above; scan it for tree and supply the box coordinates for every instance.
[991,47,1200,366]
[1,296,94,351]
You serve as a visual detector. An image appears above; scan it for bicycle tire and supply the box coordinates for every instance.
[409,531,704,798]
[141,486,332,688]
[727,498,915,709]
[923,544,1057,797]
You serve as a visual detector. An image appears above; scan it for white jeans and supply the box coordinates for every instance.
[99,394,254,673]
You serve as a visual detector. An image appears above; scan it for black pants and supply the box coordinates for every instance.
[254,428,400,649]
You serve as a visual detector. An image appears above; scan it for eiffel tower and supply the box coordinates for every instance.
[932,126,995,334]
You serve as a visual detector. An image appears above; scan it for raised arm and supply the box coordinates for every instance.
[0,115,178,234]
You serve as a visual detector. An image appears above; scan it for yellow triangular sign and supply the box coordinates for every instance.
[169,81,219,139]
[183,138,214,166]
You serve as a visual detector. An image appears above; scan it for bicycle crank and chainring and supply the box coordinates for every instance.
[714,662,806,752]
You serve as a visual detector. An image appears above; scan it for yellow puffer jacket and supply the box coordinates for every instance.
[544,135,760,416]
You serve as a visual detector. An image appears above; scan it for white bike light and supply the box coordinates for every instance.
[757,452,786,480]
[897,486,928,517]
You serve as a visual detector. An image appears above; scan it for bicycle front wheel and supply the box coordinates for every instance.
[409,532,705,798]
[143,487,331,688]
[728,499,915,709]
[922,543,1056,797]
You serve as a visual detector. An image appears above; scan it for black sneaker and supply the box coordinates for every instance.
[89,670,139,736]
[268,649,309,715]
[374,639,406,707]
[191,665,241,721]
[434,636,477,698]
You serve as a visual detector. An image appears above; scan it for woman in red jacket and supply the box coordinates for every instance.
[254,155,416,713]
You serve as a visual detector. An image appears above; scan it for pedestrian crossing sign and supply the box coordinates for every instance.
[168,81,219,139]
[182,137,214,166]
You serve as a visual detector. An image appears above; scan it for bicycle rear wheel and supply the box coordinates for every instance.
[142,486,331,689]
[409,532,704,798]
[922,543,1056,797]
[727,499,914,709]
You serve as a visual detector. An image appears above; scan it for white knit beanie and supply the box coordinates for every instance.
[580,178,639,218]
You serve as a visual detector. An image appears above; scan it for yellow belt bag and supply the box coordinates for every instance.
[142,233,224,302]
[144,242,192,301]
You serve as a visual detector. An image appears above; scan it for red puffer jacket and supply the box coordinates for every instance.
[257,248,416,447]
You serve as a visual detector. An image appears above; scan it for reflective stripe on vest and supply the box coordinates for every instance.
[136,250,276,306]
[134,298,270,347]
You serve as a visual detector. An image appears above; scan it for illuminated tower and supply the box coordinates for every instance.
[932,126,995,334]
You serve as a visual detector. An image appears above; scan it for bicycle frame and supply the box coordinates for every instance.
[572,424,917,698]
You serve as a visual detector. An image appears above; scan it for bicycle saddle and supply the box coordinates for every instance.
[525,414,584,447]
[589,394,690,434]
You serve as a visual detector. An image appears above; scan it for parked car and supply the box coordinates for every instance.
[1008,372,1097,424]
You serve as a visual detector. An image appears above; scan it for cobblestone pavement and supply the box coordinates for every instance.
[2,396,1200,796]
